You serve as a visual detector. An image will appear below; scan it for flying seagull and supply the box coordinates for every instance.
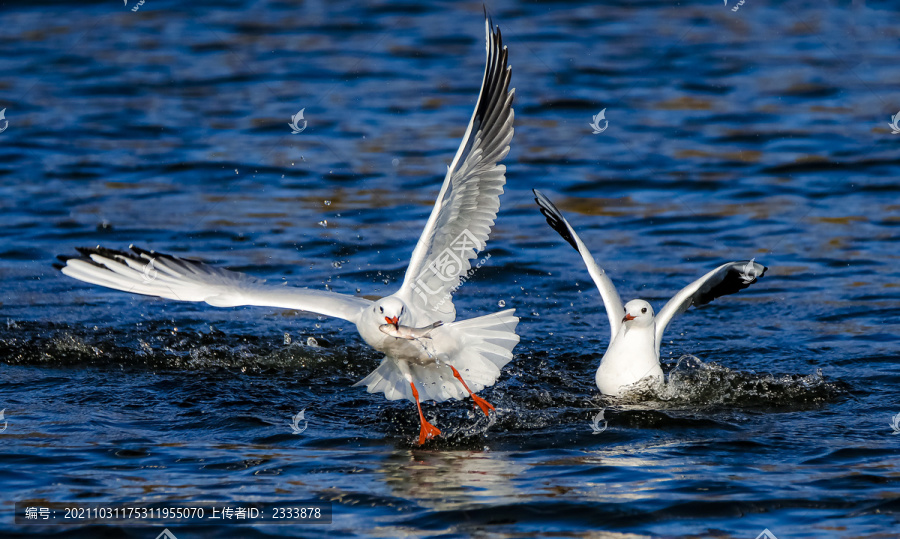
[533,190,766,397]
[56,16,518,445]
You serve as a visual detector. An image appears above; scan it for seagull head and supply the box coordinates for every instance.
[622,299,654,327]
[374,297,406,329]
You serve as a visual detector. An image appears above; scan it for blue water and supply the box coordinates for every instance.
[2,0,900,537]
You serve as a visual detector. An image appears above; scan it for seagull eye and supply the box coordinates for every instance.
[379,307,383,313]
[641,307,647,314]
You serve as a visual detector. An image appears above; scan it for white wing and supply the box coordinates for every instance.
[397,16,515,323]
[533,190,625,340]
[654,260,767,351]
[56,246,370,322]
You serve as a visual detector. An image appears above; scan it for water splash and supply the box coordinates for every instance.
[611,355,847,408]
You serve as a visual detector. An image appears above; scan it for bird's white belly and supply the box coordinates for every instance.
[596,327,664,396]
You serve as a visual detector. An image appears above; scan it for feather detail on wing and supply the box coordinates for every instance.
[654,260,767,348]
[398,16,515,323]
[533,190,625,340]
[55,245,371,322]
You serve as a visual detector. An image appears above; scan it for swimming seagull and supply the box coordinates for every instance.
[55,16,518,445]
[533,190,766,397]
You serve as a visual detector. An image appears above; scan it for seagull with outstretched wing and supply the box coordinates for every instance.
[57,16,518,445]
[533,190,766,397]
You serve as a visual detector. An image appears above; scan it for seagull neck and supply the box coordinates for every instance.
[616,321,656,342]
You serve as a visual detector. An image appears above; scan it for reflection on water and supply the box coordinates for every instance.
[380,450,527,511]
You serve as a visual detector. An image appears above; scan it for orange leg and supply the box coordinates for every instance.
[410,382,441,445]
[449,365,495,417]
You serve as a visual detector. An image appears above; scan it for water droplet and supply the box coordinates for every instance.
[356,288,361,293]
[332,261,342,268]
[318,220,327,227]
[284,333,291,345]
[498,300,506,307]
[324,200,331,206]
[307,337,319,347]
[392,158,400,167]
[234,169,239,174]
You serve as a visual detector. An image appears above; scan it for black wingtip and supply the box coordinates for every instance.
[533,189,579,252]
[52,263,65,271]
[483,5,500,44]
[130,244,154,257]
[740,259,767,283]
[694,260,768,307]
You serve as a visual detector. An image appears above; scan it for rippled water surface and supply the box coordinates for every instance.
[2,0,900,537]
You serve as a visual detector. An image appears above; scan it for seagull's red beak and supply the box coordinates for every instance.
[385,316,399,329]
[622,313,636,322]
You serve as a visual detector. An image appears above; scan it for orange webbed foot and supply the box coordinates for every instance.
[417,419,442,445]
[449,365,495,418]
[471,393,495,417]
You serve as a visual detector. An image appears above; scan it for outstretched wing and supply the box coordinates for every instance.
[654,260,767,350]
[533,190,625,340]
[397,16,515,323]
[56,245,371,322]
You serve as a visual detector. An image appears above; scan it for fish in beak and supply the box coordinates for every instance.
[379,321,443,340]
[385,316,399,329]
